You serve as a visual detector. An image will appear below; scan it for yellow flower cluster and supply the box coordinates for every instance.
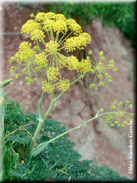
[35,12,55,22]
[106,100,134,127]
[42,77,70,93]
[52,20,67,34]
[21,20,41,35]
[69,23,82,35]
[9,11,92,91]
[43,20,55,31]
[55,55,92,76]
[35,12,47,22]
[35,52,48,67]
[82,33,91,44]
[42,20,67,34]
[55,14,66,21]
[89,50,118,89]
[21,12,91,55]
[42,80,55,93]
[67,56,79,71]
[66,19,76,25]
[30,29,46,42]
[15,42,36,64]
[47,67,59,81]
[64,33,91,52]
[19,41,31,50]
[55,55,68,69]
[35,12,66,24]
[45,41,60,55]
[56,78,70,92]
[78,59,92,74]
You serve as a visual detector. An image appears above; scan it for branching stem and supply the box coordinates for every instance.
[31,111,115,157]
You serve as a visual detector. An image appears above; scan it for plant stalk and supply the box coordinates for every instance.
[31,111,115,157]
[29,58,55,157]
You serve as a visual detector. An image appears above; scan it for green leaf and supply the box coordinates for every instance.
[0,79,13,89]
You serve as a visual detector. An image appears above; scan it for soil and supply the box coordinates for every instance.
[1,2,135,180]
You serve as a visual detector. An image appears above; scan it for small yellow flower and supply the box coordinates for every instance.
[98,74,103,79]
[35,52,48,67]
[53,20,67,34]
[42,80,55,93]
[45,40,60,55]
[99,51,103,57]
[35,12,55,22]
[30,29,46,42]
[30,13,34,18]
[67,55,79,71]
[15,42,36,64]
[55,14,66,21]
[110,105,116,110]
[21,20,41,35]
[78,59,91,74]
[66,19,76,25]
[57,78,70,92]
[113,100,117,104]
[55,55,68,68]
[98,82,104,87]
[35,12,47,22]
[69,23,82,35]
[111,124,114,127]
[64,33,91,52]
[9,57,15,63]
[14,74,20,79]
[43,20,55,31]
[89,83,95,89]
[105,100,134,127]
[64,37,77,52]
[44,12,56,20]
[21,160,24,164]
[47,67,59,81]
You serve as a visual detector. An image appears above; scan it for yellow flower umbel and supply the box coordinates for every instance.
[64,33,91,52]
[56,78,70,92]
[106,100,134,127]
[88,50,118,89]
[9,12,92,91]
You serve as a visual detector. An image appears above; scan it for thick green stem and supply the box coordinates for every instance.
[29,70,46,156]
[29,118,44,157]
[29,93,55,157]
[29,59,55,157]
[43,100,55,120]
